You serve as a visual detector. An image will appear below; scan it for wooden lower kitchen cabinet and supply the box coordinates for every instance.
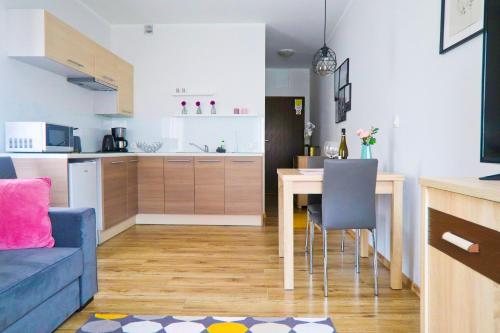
[420,178,500,333]
[164,157,194,214]
[194,157,225,214]
[138,157,165,213]
[127,157,139,218]
[225,156,262,215]
[102,157,128,229]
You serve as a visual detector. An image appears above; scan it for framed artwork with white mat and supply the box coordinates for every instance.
[440,0,484,54]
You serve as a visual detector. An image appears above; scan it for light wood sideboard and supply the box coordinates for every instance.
[420,178,500,333]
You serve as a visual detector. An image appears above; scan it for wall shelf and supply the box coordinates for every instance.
[172,114,262,118]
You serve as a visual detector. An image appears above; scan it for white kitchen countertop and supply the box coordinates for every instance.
[1,152,264,159]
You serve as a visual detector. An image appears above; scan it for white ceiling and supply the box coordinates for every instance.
[80,0,351,68]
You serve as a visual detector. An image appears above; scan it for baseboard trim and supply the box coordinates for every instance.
[345,229,420,297]
[136,214,263,226]
[99,216,136,244]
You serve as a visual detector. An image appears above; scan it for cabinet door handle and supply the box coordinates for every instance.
[442,232,480,253]
[111,161,125,164]
[198,160,221,163]
[231,160,255,163]
[167,159,191,163]
[66,59,84,68]
[102,75,115,82]
[129,160,138,163]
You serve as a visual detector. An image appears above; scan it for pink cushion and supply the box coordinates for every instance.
[0,178,55,250]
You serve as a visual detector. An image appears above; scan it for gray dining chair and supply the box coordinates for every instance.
[0,157,17,179]
[305,157,346,259]
[304,156,328,253]
[307,158,379,297]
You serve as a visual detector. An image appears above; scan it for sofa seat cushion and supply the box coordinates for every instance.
[0,248,83,331]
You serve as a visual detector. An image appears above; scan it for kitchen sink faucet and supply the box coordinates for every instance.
[189,142,209,153]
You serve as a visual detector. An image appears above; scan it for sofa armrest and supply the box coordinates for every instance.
[49,208,98,306]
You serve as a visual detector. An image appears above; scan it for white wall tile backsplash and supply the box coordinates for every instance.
[119,116,263,153]
[110,23,266,153]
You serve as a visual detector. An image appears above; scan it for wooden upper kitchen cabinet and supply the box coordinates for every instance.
[194,157,225,214]
[102,157,128,230]
[225,157,262,215]
[138,157,165,214]
[127,157,139,218]
[94,57,134,117]
[8,10,95,76]
[8,9,135,118]
[93,44,119,88]
[45,11,95,75]
[164,157,194,214]
[116,58,134,116]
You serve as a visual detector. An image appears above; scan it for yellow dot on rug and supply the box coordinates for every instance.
[95,313,128,320]
[207,322,248,333]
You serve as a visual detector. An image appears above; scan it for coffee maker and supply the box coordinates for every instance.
[111,127,128,152]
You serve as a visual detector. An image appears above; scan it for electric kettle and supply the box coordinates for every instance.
[102,135,115,152]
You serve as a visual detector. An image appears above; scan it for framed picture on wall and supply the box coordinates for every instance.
[440,0,484,54]
[335,88,347,123]
[341,83,352,111]
[338,58,349,88]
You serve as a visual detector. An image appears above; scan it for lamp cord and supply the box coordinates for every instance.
[323,0,327,46]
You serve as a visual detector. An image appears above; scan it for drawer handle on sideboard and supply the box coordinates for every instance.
[232,160,255,163]
[198,160,221,163]
[442,232,480,253]
[111,161,125,164]
[167,160,191,163]
[129,160,138,163]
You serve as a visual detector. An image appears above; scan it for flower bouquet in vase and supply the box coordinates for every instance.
[356,127,379,159]
[210,100,216,114]
[195,101,202,114]
[181,101,188,114]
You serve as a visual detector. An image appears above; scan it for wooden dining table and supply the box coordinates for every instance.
[277,168,405,290]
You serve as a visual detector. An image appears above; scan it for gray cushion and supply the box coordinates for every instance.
[307,203,322,215]
[0,248,83,331]
[0,157,17,179]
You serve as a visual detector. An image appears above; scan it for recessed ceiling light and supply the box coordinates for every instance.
[278,49,296,58]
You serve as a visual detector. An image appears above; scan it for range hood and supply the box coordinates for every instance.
[67,77,117,91]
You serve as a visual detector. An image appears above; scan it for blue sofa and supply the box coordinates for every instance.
[0,158,98,333]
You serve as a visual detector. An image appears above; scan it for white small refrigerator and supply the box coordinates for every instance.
[68,160,102,244]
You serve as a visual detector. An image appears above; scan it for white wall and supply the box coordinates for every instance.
[310,0,499,285]
[110,23,266,152]
[266,68,311,124]
[0,0,111,152]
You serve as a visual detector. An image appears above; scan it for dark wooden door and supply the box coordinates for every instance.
[265,97,305,194]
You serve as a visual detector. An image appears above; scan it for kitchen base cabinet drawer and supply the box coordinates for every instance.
[138,157,165,214]
[195,157,225,214]
[225,157,262,215]
[102,157,128,229]
[164,157,194,214]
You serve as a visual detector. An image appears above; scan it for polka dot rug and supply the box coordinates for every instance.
[77,314,336,333]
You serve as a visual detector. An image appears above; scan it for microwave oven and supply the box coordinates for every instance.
[5,122,74,153]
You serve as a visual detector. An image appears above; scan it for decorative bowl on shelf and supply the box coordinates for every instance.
[136,142,163,153]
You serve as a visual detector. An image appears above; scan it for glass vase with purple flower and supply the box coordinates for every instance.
[210,100,216,114]
[181,101,188,115]
[196,101,202,114]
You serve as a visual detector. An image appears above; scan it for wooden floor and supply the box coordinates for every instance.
[58,219,419,332]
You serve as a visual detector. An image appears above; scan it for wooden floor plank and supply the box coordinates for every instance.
[57,222,419,332]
